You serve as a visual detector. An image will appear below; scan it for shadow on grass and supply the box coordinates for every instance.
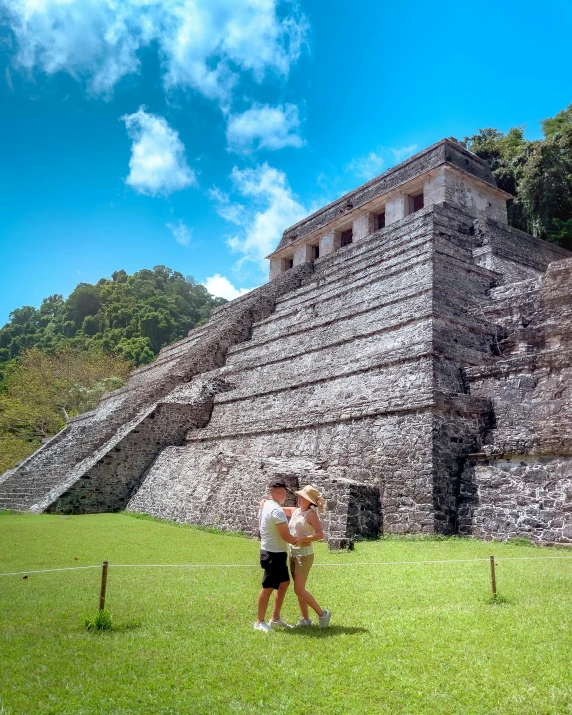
[280,625,369,638]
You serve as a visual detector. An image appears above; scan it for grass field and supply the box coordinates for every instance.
[1,512,571,715]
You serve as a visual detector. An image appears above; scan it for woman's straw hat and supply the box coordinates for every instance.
[295,485,321,506]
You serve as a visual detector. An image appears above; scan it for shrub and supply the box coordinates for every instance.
[84,610,113,632]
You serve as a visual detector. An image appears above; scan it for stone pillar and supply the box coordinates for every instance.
[320,230,341,256]
[269,257,283,280]
[425,168,446,206]
[385,193,408,225]
[293,242,312,266]
[353,212,375,242]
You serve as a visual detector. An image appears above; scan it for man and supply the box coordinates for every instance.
[254,478,301,632]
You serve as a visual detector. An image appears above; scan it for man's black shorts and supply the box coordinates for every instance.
[260,549,290,590]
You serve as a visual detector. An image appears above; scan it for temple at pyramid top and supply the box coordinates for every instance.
[267,137,512,278]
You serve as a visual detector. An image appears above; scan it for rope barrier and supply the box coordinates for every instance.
[0,565,102,577]
[1,554,571,578]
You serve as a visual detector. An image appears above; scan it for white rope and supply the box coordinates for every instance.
[1,554,571,577]
[111,563,254,569]
[317,556,572,566]
[0,565,102,577]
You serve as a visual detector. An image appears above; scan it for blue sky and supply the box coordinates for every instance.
[1,0,570,324]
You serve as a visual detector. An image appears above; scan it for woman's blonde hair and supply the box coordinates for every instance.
[313,495,325,513]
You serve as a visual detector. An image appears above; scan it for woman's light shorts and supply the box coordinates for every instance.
[289,553,314,577]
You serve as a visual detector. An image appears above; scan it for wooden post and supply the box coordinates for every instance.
[99,561,108,611]
[489,555,497,597]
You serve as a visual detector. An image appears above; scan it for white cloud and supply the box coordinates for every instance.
[226,103,304,154]
[202,274,252,300]
[167,219,192,245]
[391,144,418,162]
[347,151,385,180]
[347,144,420,180]
[1,0,307,102]
[122,107,196,196]
[207,187,246,225]
[211,163,306,267]
[5,67,14,92]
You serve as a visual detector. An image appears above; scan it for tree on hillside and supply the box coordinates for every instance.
[541,104,572,138]
[463,102,572,249]
[0,266,225,375]
[518,126,572,244]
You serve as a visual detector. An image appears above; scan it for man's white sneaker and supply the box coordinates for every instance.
[318,609,332,628]
[295,618,312,627]
[269,618,293,629]
[253,621,272,632]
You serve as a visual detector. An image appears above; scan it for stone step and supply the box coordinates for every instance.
[273,234,432,315]
[487,277,541,303]
[227,285,432,364]
[229,302,433,370]
[254,240,493,344]
[245,254,434,345]
[214,334,492,417]
[228,266,498,366]
[207,353,436,433]
[0,503,29,511]
[0,305,247,499]
[0,401,160,512]
[272,210,477,315]
[187,390,491,443]
[280,206,468,300]
[0,492,36,500]
[141,328,211,368]
[218,338,434,404]
[0,267,315,514]
[277,223,430,294]
[0,486,40,495]
[290,229,429,296]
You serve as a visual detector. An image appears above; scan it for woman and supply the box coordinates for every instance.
[283,485,332,628]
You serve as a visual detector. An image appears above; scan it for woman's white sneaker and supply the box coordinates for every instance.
[253,621,272,632]
[318,609,332,628]
[295,618,312,627]
[269,618,293,629]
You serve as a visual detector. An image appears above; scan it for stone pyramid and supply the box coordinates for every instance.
[2,138,571,544]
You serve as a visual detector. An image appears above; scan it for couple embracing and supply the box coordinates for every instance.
[254,478,332,632]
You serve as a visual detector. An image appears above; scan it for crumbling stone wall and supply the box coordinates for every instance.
[127,453,381,546]
[472,217,569,284]
[458,456,572,543]
[458,258,572,542]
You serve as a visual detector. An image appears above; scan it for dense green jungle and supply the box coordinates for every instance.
[1,102,572,474]
[0,266,224,472]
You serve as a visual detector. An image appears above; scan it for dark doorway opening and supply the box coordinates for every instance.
[340,229,353,247]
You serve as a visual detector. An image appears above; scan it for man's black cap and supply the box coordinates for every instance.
[268,478,287,490]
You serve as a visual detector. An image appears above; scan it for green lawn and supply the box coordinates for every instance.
[1,513,571,715]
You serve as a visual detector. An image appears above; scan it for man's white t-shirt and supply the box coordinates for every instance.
[259,499,288,552]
